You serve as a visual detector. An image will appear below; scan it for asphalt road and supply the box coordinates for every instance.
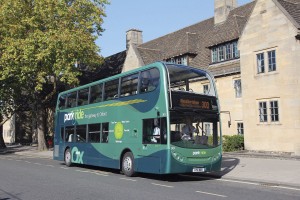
[0,154,299,200]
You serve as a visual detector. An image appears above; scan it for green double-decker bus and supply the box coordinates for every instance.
[53,62,222,176]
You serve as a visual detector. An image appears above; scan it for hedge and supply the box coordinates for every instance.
[222,135,244,152]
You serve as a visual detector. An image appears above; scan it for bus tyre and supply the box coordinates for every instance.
[122,152,135,177]
[65,148,72,167]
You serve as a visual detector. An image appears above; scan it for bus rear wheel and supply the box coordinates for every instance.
[122,152,135,177]
[65,148,72,167]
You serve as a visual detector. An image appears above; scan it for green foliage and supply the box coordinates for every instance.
[0,0,108,91]
[222,135,244,152]
[0,0,108,147]
[0,0,108,115]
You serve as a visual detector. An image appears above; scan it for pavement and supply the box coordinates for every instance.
[1,144,300,188]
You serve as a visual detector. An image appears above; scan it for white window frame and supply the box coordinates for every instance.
[270,100,279,122]
[259,101,268,122]
[256,49,277,75]
[268,50,276,72]
[211,41,239,63]
[203,84,209,94]
[258,99,280,124]
[257,53,265,74]
[233,79,242,98]
[237,122,244,135]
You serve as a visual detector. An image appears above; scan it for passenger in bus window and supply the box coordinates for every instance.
[151,119,160,143]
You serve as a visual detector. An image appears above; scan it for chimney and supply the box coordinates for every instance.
[214,0,237,25]
[126,29,143,50]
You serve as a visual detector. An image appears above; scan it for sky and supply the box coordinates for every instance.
[96,0,252,57]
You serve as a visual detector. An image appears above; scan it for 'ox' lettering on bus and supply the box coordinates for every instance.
[71,147,84,164]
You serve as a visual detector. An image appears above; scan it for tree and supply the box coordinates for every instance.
[0,0,108,150]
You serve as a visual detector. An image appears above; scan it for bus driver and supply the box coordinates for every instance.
[181,117,196,140]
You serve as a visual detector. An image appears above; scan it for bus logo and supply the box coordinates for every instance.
[72,147,84,164]
[114,122,124,140]
[64,109,84,123]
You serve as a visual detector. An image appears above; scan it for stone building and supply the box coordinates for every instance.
[103,0,300,154]
[123,0,256,139]
[239,0,300,153]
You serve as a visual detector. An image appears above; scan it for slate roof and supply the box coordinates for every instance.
[135,1,256,76]
[81,51,126,84]
[276,0,300,28]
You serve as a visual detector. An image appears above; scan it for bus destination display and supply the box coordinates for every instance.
[171,93,212,110]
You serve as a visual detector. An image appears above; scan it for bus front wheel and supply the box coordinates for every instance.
[65,148,72,167]
[122,152,135,177]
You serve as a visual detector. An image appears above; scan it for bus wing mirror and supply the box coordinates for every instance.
[228,121,231,128]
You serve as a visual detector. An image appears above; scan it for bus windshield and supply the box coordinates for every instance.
[165,64,221,149]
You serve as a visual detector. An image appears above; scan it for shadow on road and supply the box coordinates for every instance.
[64,156,240,182]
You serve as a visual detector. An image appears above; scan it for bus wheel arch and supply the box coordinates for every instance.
[121,149,136,177]
[64,147,73,167]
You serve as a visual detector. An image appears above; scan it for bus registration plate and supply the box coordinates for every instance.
[193,167,205,172]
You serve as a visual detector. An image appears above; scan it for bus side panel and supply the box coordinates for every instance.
[136,149,169,174]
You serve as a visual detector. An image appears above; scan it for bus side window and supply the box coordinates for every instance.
[104,79,119,101]
[102,123,109,143]
[140,68,160,93]
[77,88,89,106]
[65,126,75,142]
[142,117,167,144]
[90,84,103,104]
[88,124,100,143]
[60,127,64,141]
[120,73,139,97]
[76,125,87,143]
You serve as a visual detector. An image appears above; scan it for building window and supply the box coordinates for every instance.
[226,43,232,60]
[237,122,244,135]
[211,41,239,63]
[270,100,279,122]
[257,50,277,74]
[166,56,187,65]
[233,42,239,58]
[234,79,242,98]
[203,84,209,94]
[268,50,276,72]
[257,53,265,73]
[259,101,268,122]
[212,48,218,62]
[218,46,224,61]
[258,99,280,123]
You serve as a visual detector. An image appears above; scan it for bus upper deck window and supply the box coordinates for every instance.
[90,84,103,104]
[78,88,89,106]
[104,79,119,101]
[59,95,66,109]
[66,92,77,108]
[140,68,160,93]
[120,73,139,97]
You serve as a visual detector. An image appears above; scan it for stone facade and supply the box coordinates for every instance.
[2,115,15,144]
[118,0,300,154]
[239,0,300,153]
